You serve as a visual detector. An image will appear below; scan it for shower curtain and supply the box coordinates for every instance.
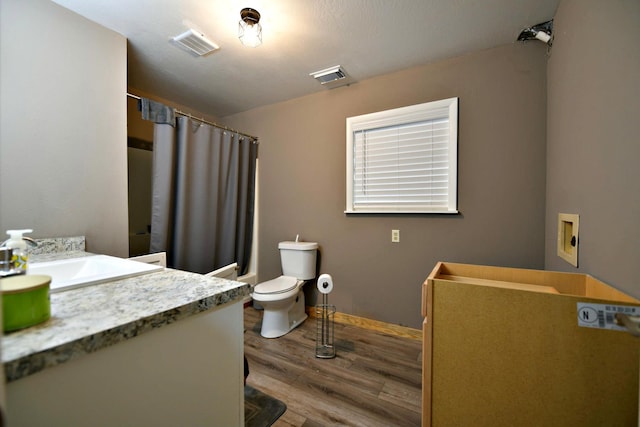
[149,116,258,275]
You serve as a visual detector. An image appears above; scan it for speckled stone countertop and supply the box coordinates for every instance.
[2,240,251,382]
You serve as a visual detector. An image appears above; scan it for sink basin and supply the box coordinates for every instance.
[29,255,163,293]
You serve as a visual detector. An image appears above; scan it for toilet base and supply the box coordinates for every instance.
[260,290,308,338]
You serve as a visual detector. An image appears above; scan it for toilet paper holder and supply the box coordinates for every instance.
[316,273,336,358]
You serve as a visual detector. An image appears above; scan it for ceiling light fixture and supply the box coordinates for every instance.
[238,8,262,47]
[517,20,553,45]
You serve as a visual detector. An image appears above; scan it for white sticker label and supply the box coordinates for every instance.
[577,302,640,331]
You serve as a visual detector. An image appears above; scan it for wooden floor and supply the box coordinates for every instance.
[243,307,423,427]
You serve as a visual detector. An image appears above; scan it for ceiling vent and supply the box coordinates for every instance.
[310,66,347,85]
[172,29,219,56]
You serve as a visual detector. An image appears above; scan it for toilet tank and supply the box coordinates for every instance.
[278,241,318,280]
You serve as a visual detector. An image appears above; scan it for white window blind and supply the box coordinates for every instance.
[346,98,458,213]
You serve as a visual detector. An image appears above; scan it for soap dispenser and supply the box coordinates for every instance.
[5,229,33,273]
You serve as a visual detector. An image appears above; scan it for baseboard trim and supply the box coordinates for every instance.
[305,306,422,341]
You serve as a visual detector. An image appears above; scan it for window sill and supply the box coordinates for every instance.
[344,209,460,215]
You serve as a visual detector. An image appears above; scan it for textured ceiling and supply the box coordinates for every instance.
[52,0,559,118]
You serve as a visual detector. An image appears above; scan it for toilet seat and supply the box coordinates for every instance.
[253,275,299,295]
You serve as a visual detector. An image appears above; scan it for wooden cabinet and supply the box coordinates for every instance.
[421,262,640,427]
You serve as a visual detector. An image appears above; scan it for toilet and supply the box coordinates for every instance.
[252,241,318,338]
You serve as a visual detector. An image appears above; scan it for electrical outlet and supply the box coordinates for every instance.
[391,229,400,243]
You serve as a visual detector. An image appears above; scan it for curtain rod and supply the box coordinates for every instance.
[127,92,258,141]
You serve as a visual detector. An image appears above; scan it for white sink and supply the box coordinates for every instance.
[30,255,164,293]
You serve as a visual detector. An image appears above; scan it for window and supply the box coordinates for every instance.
[345,97,458,214]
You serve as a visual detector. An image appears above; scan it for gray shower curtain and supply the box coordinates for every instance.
[149,116,257,275]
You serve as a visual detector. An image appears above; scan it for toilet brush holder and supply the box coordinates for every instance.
[315,302,336,359]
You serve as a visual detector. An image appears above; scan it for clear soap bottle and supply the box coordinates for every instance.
[5,229,33,273]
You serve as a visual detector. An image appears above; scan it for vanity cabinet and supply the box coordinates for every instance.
[2,252,250,427]
[6,300,244,426]
[421,262,640,427]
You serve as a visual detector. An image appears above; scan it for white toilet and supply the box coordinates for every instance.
[252,241,318,338]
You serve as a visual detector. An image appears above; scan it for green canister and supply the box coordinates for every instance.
[1,274,51,332]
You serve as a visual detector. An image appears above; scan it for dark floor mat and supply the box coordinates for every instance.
[245,385,287,427]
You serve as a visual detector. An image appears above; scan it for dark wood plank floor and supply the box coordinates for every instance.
[244,306,422,427]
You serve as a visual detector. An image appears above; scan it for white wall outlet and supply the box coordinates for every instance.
[391,229,400,243]
[557,213,579,267]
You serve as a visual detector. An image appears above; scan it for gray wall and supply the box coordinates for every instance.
[545,0,640,298]
[8,0,633,330]
[224,43,548,329]
[0,0,128,256]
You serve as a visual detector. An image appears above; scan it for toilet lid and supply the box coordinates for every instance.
[253,275,298,295]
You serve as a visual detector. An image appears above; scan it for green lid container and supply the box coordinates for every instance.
[1,274,51,333]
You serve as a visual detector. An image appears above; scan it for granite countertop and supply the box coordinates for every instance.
[2,250,251,382]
